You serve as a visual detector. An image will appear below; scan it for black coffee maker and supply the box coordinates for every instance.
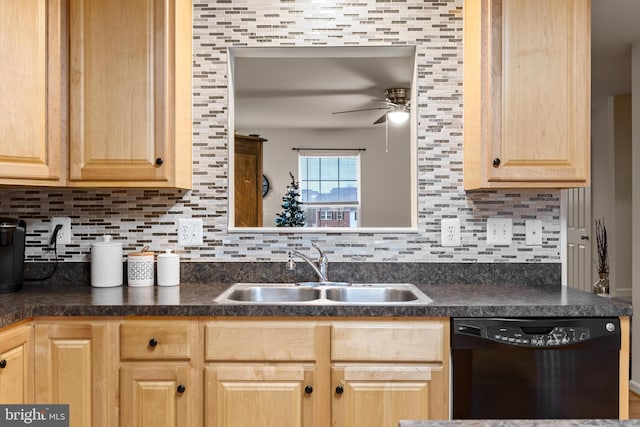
[0,218,26,293]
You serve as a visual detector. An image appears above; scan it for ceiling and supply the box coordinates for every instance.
[232,46,415,130]
[592,0,640,97]
[233,4,640,132]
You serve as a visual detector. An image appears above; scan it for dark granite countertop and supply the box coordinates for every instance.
[400,421,640,426]
[0,281,631,328]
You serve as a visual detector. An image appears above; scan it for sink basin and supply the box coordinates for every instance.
[215,283,432,305]
[324,287,419,303]
[226,286,320,303]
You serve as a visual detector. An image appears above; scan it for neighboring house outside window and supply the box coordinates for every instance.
[298,154,360,228]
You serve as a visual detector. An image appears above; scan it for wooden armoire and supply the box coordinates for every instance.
[234,133,266,227]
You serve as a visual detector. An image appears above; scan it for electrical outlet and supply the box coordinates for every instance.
[441,218,461,247]
[486,217,512,245]
[50,217,71,245]
[177,218,203,246]
[525,219,543,246]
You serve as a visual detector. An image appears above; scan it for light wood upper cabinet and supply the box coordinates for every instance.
[68,0,192,188]
[464,0,590,190]
[0,323,34,404]
[0,0,66,186]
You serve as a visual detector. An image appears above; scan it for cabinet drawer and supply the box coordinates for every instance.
[331,321,445,362]
[120,321,192,360]
[205,321,317,361]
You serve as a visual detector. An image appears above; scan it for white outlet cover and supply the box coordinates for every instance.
[50,217,71,245]
[486,217,512,245]
[441,218,461,247]
[177,218,203,246]
[525,219,543,246]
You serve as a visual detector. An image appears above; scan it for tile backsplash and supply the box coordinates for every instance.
[0,0,561,264]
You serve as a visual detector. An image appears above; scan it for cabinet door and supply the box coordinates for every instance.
[68,0,192,188]
[332,364,447,427]
[34,321,110,427]
[120,365,192,427]
[205,364,316,427]
[464,0,590,189]
[0,0,64,186]
[0,324,33,403]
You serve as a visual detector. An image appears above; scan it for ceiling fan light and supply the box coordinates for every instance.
[387,109,409,124]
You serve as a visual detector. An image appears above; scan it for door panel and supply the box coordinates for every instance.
[566,187,591,291]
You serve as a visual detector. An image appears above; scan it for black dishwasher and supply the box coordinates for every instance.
[452,317,621,419]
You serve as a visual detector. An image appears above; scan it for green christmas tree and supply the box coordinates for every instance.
[275,172,306,227]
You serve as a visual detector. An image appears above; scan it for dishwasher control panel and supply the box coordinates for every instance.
[453,318,620,349]
[487,325,589,346]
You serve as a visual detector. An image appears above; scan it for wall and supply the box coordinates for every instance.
[0,0,561,264]
[252,126,410,228]
[591,95,632,298]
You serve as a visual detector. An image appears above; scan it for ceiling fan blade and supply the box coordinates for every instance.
[332,107,389,115]
[373,113,387,124]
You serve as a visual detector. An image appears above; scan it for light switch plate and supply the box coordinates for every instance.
[486,217,512,245]
[525,219,543,246]
[441,218,461,247]
[177,218,203,246]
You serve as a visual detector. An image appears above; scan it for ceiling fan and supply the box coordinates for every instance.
[331,87,411,125]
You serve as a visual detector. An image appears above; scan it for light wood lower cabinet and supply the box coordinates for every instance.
[203,319,448,427]
[205,364,317,427]
[34,319,111,427]
[332,364,447,427]
[331,321,449,426]
[118,319,201,427]
[22,317,448,427]
[0,323,34,403]
[120,365,192,427]
[204,320,325,427]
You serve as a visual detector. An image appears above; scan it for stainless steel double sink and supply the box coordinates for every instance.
[214,282,432,305]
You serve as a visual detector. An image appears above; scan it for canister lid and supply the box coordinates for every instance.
[158,249,179,258]
[129,251,155,257]
[91,235,123,248]
[129,245,154,257]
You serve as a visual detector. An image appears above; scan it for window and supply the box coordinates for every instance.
[298,155,360,228]
[320,211,333,220]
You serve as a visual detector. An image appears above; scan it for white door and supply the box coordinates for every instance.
[566,187,592,292]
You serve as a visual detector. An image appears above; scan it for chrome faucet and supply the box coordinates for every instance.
[287,242,329,282]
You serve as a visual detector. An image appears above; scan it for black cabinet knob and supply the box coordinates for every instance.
[148,338,158,348]
[335,385,344,395]
[304,385,313,394]
[0,359,6,369]
[155,158,164,166]
[492,158,501,167]
[177,384,186,394]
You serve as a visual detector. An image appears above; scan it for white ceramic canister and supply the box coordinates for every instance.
[157,249,180,287]
[127,248,155,287]
[90,235,123,287]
